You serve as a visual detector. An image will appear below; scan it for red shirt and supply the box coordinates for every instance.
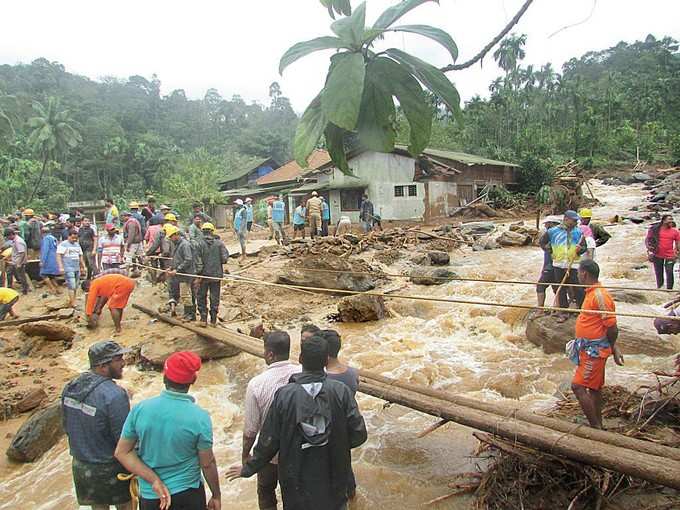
[656,226,680,259]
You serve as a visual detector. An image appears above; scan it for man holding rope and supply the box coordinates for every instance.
[569,259,623,429]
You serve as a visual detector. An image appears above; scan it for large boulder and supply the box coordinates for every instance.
[19,321,75,341]
[632,172,653,182]
[427,251,450,266]
[497,230,532,247]
[460,222,496,236]
[509,222,539,237]
[14,388,47,414]
[140,333,240,367]
[337,294,386,322]
[525,314,676,356]
[7,403,64,462]
[409,267,457,285]
[278,255,376,292]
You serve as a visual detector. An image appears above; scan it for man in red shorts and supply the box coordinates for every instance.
[569,259,624,429]
[84,273,136,334]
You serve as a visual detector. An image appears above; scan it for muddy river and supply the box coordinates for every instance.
[0,181,677,509]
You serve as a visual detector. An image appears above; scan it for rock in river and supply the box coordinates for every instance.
[410,267,457,285]
[525,314,676,357]
[6,403,64,462]
[337,294,386,322]
[427,250,450,266]
[19,321,75,341]
[140,333,240,367]
[278,255,376,292]
[497,230,532,247]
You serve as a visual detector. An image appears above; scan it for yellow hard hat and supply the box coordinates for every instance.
[164,213,177,222]
[201,222,216,232]
[578,208,593,219]
[129,201,139,209]
[23,208,34,216]
[163,224,180,237]
[2,247,11,259]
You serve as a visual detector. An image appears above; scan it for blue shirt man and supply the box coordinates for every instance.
[272,198,286,224]
[321,199,330,221]
[116,352,221,509]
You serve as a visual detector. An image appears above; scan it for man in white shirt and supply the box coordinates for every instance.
[241,330,300,510]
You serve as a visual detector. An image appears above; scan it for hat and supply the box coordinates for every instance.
[578,208,593,219]
[245,198,252,203]
[147,196,156,202]
[88,340,131,367]
[164,213,177,222]
[23,208,34,216]
[121,210,131,217]
[164,351,201,384]
[105,223,116,231]
[44,220,56,227]
[311,191,318,196]
[564,210,580,220]
[164,224,180,237]
[201,222,216,232]
[160,204,171,210]
[129,201,139,209]
[543,215,561,224]
[235,199,244,206]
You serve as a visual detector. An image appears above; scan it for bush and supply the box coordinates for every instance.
[516,154,554,194]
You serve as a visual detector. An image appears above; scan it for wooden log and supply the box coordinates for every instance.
[0,310,73,329]
[360,379,680,490]
[132,304,680,483]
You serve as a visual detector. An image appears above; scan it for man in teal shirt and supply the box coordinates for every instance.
[115,352,221,510]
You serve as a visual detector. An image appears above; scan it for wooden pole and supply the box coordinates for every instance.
[0,310,73,329]
[133,304,680,465]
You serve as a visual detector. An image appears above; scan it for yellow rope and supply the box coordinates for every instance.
[134,263,680,322]
[117,473,139,510]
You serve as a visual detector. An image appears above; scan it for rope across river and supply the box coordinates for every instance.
[144,255,678,293]
[135,262,680,322]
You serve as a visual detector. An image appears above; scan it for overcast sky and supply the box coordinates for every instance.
[2,0,678,111]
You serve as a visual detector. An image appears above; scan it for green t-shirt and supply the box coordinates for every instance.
[121,390,213,499]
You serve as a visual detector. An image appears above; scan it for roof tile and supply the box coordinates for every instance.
[257,150,330,185]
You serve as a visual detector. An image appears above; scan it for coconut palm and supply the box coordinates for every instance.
[493,33,527,75]
[0,90,18,141]
[26,97,82,201]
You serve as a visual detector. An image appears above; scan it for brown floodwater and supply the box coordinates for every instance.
[1,181,677,509]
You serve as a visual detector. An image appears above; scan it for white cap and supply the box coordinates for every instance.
[235,199,244,205]
[245,197,252,203]
[312,191,318,196]
[543,215,562,224]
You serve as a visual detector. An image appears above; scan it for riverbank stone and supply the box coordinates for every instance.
[337,294,386,322]
[139,333,240,367]
[6,403,64,462]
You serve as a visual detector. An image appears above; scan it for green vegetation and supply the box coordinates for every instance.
[0,8,678,212]
[0,59,297,212]
[286,0,461,173]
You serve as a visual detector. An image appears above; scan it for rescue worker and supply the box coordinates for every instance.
[271,195,288,245]
[166,225,197,321]
[306,191,322,239]
[194,223,229,327]
[84,273,136,334]
[578,208,611,247]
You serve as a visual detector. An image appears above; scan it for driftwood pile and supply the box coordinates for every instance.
[464,380,680,509]
[549,160,588,212]
[280,227,471,259]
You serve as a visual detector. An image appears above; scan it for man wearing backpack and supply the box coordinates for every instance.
[20,209,43,258]
[227,334,367,510]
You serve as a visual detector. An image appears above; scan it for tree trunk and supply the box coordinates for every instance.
[133,304,680,471]
[27,153,49,203]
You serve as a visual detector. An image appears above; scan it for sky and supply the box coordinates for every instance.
[1,0,679,112]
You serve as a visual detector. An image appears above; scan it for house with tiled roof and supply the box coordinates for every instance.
[256,149,330,186]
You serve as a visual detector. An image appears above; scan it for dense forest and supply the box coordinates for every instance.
[0,34,679,213]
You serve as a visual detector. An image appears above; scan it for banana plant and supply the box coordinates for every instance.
[280,0,461,173]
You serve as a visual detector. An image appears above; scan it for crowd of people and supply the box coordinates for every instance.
[1,196,679,509]
[61,325,365,510]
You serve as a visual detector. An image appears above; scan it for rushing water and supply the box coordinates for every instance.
[0,181,676,509]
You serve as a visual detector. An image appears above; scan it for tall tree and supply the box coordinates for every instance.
[26,97,81,201]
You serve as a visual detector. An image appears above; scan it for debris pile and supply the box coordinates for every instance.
[645,168,680,212]
[467,380,680,509]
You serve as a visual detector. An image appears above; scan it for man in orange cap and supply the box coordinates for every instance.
[115,352,221,510]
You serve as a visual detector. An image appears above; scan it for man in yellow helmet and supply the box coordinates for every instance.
[166,225,197,320]
[194,223,229,327]
[578,208,611,247]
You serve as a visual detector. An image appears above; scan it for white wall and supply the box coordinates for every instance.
[327,152,425,221]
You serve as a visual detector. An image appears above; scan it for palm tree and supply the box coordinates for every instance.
[0,90,17,141]
[493,34,527,74]
[26,97,82,201]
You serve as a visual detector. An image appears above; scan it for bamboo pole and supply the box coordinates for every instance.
[133,304,680,464]
[0,310,72,329]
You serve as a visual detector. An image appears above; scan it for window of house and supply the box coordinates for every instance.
[340,189,363,211]
[408,184,418,197]
[394,186,405,197]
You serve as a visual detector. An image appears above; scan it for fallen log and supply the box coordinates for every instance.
[133,304,680,488]
[0,309,74,329]
[360,379,680,490]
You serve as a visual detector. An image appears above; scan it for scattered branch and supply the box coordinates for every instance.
[441,0,535,72]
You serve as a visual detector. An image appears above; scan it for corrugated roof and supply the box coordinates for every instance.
[256,150,331,185]
[222,183,294,197]
[395,146,518,167]
[220,157,280,185]
[290,179,368,193]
